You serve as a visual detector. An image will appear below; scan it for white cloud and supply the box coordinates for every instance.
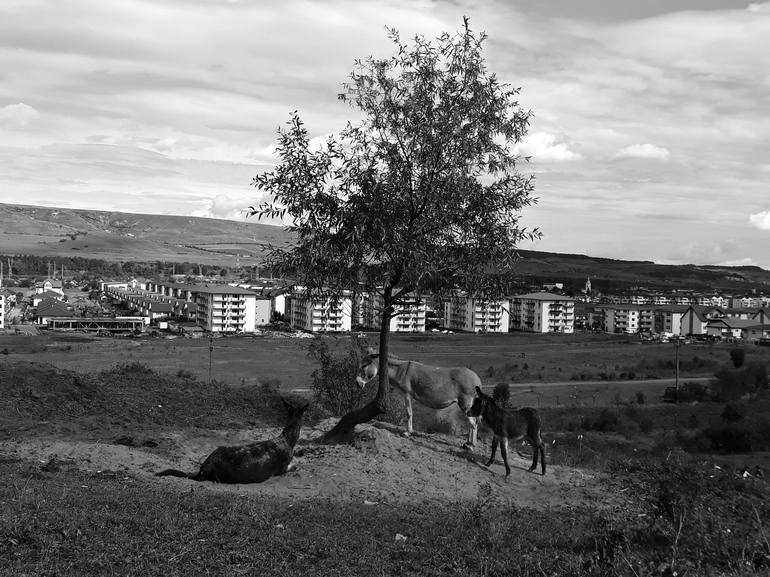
[198,194,254,220]
[614,143,670,161]
[749,210,770,230]
[0,102,40,128]
[717,257,758,267]
[515,132,580,162]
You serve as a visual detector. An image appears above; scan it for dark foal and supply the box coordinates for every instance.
[468,386,546,476]
[156,399,308,484]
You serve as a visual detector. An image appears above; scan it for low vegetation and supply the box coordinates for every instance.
[2,343,770,575]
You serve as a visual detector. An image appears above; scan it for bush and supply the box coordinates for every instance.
[593,408,620,433]
[721,402,744,423]
[712,362,769,401]
[704,423,753,452]
[307,337,370,416]
[729,348,745,368]
[676,381,711,403]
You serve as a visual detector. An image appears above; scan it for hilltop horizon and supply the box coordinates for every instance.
[2,202,770,294]
[3,200,769,272]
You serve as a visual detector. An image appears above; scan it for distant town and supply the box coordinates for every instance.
[1,271,768,345]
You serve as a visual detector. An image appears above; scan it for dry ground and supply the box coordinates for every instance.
[0,417,623,513]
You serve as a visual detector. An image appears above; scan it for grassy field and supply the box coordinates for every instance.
[2,354,770,576]
[3,459,767,577]
[2,330,762,405]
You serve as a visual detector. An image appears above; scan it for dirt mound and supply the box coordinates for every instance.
[0,419,625,511]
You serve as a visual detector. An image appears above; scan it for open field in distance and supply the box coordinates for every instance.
[2,330,767,407]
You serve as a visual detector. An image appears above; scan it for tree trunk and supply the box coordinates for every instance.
[322,288,394,443]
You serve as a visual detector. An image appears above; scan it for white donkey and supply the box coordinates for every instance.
[356,351,480,447]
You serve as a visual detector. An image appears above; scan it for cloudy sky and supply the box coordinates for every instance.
[1,0,769,268]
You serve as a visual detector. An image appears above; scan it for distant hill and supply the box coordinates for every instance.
[513,250,770,294]
[2,202,769,293]
[0,203,289,267]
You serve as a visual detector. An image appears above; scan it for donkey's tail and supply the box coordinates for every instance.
[155,468,197,479]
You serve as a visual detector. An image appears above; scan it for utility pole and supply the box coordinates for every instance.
[675,337,680,403]
[208,335,214,384]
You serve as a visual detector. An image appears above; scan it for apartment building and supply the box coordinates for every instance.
[360,291,428,332]
[288,288,352,332]
[509,292,574,333]
[729,296,770,309]
[193,285,259,333]
[696,295,729,307]
[443,294,510,333]
[653,305,689,335]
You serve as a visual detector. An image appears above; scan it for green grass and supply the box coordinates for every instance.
[2,458,769,576]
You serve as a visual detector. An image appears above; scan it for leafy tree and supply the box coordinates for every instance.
[252,19,538,439]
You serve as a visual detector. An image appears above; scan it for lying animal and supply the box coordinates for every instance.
[156,398,309,484]
[468,386,546,476]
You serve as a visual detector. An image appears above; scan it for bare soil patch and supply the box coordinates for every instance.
[0,418,621,512]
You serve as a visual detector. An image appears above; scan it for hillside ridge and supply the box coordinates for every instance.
[2,202,769,292]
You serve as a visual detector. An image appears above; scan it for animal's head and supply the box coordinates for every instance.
[468,385,493,417]
[356,348,379,388]
[282,398,310,421]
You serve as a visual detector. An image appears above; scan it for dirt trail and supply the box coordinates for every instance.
[0,420,622,510]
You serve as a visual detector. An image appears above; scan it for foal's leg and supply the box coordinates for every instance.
[486,437,499,468]
[527,436,539,472]
[499,437,511,477]
[535,431,546,475]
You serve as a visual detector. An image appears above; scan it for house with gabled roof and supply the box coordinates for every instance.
[680,305,724,335]
[705,318,760,340]
[745,324,770,344]
[35,279,64,297]
[35,298,71,325]
[32,290,65,307]
[751,308,770,325]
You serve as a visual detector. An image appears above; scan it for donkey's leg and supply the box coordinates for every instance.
[486,437,499,468]
[404,393,414,436]
[499,437,511,477]
[466,415,478,447]
[458,395,477,448]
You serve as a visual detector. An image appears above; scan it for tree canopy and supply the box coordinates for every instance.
[252,18,539,437]
[253,18,538,303]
